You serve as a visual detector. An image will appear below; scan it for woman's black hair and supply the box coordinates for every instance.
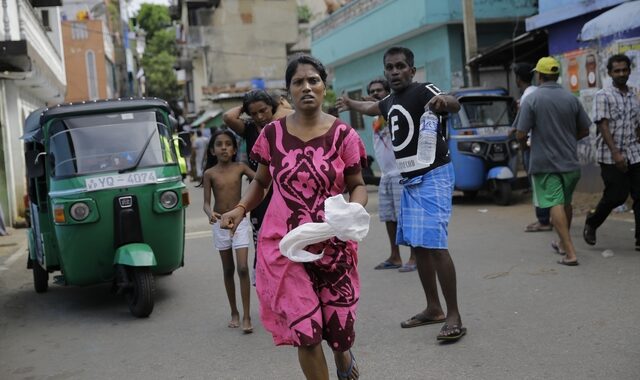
[285,54,328,89]
[241,90,278,115]
[197,129,239,187]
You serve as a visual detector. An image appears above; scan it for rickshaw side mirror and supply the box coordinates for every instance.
[168,115,178,131]
[172,136,187,147]
[25,151,46,178]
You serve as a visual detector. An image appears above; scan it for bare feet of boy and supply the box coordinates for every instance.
[228,313,240,328]
[242,317,253,334]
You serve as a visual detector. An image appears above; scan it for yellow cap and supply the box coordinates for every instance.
[533,56,560,75]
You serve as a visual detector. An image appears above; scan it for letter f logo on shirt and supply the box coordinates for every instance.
[388,105,414,152]
[390,115,400,141]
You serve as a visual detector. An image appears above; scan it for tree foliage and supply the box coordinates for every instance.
[323,88,337,109]
[145,28,177,56]
[137,4,171,40]
[137,4,179,102]
[143,51,180,101]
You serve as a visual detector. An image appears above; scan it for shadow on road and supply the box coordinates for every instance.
[1,275,176,322]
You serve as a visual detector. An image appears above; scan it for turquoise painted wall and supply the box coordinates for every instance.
[313,0,430,68]
[539,0,578,12]
[313,0,537,67]
[448,0,538,18]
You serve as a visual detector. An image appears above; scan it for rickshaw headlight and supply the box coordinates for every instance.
[70,202,90,221]
[471,143,483,155]
[510,140,520,151]
[160,191,179,209]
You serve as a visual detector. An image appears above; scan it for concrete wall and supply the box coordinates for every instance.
[204,0,298,86]
[192,55,207,112]
[0,82,45,225]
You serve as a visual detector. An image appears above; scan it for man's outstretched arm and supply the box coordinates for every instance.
[336,93,382,116]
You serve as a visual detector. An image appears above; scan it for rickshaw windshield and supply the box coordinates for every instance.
[48,111,176,177]
[456,99,515,129]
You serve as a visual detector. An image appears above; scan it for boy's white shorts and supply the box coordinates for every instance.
[212,217,251,251]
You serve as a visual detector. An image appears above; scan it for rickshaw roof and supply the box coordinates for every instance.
[22,98,172,142]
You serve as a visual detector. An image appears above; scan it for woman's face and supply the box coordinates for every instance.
[288,64,325,112]
[246,101,274,128]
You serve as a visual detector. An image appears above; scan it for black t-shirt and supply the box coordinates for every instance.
[378,82,450,178]
[243,121,261,171]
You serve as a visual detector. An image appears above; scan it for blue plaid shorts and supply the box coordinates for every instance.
[397,163,454,249]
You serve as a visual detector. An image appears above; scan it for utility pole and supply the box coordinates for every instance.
[462,0,479,87]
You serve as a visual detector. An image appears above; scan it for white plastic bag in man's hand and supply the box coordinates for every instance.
[279,195,370,262]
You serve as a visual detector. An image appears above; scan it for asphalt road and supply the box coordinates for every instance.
[1,182,639,379]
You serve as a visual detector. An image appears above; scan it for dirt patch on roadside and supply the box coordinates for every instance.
[572,192,634,220]
[572,192,603,216]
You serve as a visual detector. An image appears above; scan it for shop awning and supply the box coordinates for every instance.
[525,0,624,31]
[190,108,222,128]
[468,30,548,67]
[580,1,640,41]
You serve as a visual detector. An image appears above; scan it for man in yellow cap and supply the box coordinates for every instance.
[515,56,591,266]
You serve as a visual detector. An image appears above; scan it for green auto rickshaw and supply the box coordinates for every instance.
[22,98,189,317]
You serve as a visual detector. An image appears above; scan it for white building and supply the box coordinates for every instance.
[0,0,66,226]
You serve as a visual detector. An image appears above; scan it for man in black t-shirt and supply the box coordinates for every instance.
[337,46,466,342]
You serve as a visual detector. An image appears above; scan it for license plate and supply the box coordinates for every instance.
[85,171,157,191]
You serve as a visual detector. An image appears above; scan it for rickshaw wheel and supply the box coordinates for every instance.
[493,181,512,206]
[126,267,155,318]
[32,260,49,293]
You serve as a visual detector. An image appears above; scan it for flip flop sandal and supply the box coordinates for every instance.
[550,241,566,255]
[525,222,552,232]
[336,349,358,380]
[400,314,446,328]
[557,258,579,266]
[398,263,417,272]
[437,324,467,342]
[374,260,401,270]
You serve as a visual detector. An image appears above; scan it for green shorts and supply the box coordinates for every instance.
[531,170,581,208]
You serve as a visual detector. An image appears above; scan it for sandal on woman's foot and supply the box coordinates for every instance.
[525,221,552,232]
[337,350,359,380]
[437,324,467,342]
[550,241,566,255]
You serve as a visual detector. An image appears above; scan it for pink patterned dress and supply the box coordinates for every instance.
[250,117,366,350]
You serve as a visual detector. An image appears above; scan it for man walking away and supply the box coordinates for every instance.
[513,63,552,233]
[515,57,591,266]
[583,54,640,250]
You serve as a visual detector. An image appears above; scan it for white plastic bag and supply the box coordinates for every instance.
[279,195,370,262]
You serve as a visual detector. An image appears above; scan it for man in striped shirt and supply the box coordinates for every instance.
[584,54,640,250]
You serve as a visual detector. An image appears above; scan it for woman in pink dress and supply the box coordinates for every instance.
[221,55,367,380]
